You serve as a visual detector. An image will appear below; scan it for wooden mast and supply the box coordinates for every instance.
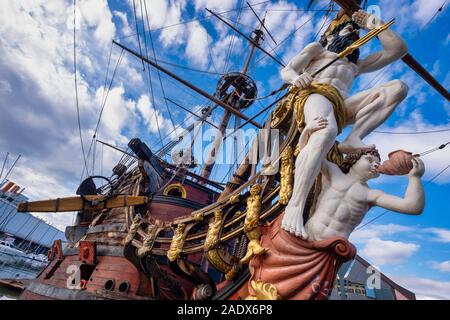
[199,17,266,180]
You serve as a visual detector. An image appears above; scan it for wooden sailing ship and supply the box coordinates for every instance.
[5,0,449,300]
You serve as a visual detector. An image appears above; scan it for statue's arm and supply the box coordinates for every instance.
[369,158,425,214]
[298,116,328,148]
[353,10,408,74]
[280,42,323,88]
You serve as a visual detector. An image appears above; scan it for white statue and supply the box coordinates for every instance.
[281,10,409,237]
[286,118,425,241]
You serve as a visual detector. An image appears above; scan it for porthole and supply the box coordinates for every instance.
[118,281,131,293]
[104,279,115,291]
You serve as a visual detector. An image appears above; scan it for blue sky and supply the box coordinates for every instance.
[0,0,449,298]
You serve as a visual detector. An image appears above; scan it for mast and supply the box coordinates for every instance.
[199,20,265,180]
[0,154,21,186]
[0,152,9,181]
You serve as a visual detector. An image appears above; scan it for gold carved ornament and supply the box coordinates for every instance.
[167,223,187,262]
[246,280,280,300]
[204,210,223,251]
[137,219,163,258]
[125,214,142,245]
[240,184,268,264]
[204,210,240,281]
[278,146,294,205]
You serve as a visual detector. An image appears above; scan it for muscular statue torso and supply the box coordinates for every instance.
[303,44,358,99]
[305,175,369,241]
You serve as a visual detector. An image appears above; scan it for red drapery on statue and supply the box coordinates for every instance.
[248,214,357,300]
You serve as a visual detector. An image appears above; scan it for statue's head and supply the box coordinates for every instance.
[340,149,381,180]
[320,19,361,64]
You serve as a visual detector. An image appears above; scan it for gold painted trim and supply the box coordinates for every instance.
[163,183,187,199]
[246,280,280,300]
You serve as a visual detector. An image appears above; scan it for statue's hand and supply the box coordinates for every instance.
[304,116,327,135]
[292,72,312,90]
[352,9,380,30]
[408,157,425,178]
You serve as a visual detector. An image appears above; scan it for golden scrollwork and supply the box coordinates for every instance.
[125,214,142,245]
[204,210,223,251]
[204,210,240,280]
[167,223,187,262]
[229,194,241,205]
[279,146,294,205]
[240,184,268,264]
[193,212,204,222]
[137,220,163,257]
[245,280,280,300]
[205,250,239,281]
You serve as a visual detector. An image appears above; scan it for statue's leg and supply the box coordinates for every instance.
[339,80,408,153]
[281,94,338,238]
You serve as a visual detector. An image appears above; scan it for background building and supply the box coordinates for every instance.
[330,255,416,300]
[0,180,66,279]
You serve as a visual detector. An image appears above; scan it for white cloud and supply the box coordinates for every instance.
[136,94,177,137]
[391,275,450,300]
[96,85,137,139]
[411,0,448,27]
[210,35,242,72]
[425,227,450,243]
[377,0,448,33]
[185,21,210,68]
[360,238,419,265]
[136,0,187,47]
[430,260,450,273]
[195,0,237,11]
[238,0,315,64]
[350,223,414,244]
[78,0,116,46]
[281,12,316,63]
[113,10,134,38]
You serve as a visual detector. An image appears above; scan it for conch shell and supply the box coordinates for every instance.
[377,150,414,175]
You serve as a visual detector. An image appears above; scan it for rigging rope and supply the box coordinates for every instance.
[152,57,223,76]
[374,128,450,134]
[222,0,244,73]
[100,43,114,110]
[417,140,450,156]
[207,32,220,74]
[424,0,448,28]
[73,0,89,177]
[132,0,146,72]
[136,0,164,148]
[80,48,125,181]
[143,0,177,133]
[312,2,334,42]
[249,2,328,69]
